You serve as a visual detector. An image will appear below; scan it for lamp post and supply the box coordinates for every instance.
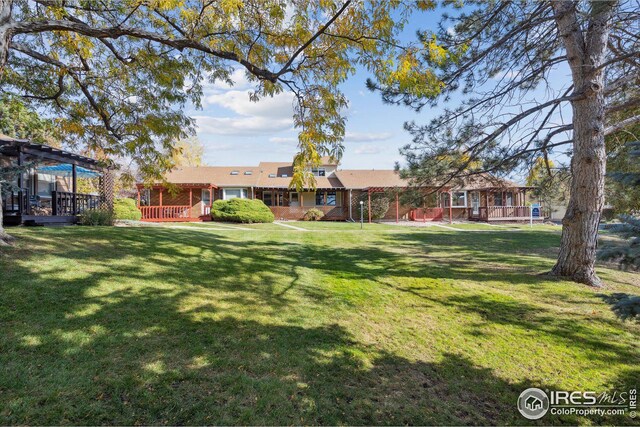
[359,200,364,229]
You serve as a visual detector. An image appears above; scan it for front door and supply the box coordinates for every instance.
[471,192,480,216]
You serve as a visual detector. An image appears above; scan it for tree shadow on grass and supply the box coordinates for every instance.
[1,226,638,424]
[0,279,596,425]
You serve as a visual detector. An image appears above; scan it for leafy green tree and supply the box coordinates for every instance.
[0,0,424,243]
[0,94,57,144]
[370,1,640,286]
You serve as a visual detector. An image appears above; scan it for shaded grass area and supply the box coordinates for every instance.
[1,223,638,425]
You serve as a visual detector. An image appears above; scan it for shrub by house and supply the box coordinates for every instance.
[211,199,274,223]
[113,198,142,221]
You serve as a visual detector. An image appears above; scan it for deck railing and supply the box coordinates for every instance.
[139,205,192,221]
[269,205,348,220]
[409,207,444,221]
[51,191,102,216]
[478,206,532,220]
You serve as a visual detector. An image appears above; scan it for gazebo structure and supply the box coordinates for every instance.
[1,135,113,226]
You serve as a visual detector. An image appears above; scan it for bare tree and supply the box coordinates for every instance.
[369,0,640,286]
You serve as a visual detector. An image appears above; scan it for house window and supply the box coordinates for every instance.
[263,191,273,206]
[326,191,336,206]
[452,191,467,207]
[290,192,299,203]
[201,189,211,206]
[313,191,340,206]
[494,192,503,206]
[223,188,247,200]
[311,168,326,177]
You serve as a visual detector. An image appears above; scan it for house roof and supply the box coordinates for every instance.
[334,169,408,189]
[151,161,528,191]
[318,155,339,166]
[454,173,526,190]
[164,166,261,186]
[256,161,343,189]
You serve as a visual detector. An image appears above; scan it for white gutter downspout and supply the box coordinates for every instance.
[349,189,353,221]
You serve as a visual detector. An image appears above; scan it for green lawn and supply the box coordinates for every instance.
[1,223,638,425]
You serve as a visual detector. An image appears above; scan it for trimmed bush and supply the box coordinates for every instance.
[113,198,142,221]
[211,198,274,223]
[303,208,324,221]
[79,209,114,226]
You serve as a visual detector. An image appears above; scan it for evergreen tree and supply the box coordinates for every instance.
[370,0,640,286]
[599,141,640,271]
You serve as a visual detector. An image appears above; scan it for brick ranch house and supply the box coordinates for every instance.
[136,157,539,223]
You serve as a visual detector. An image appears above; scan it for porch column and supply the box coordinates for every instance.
[367,189,372,224]
[395,192,399,223]
[137,188,141,207]
[449,191,453,224]
[485,191,490,220]
[189,188,193,218]
[72,164,77,215]
[159,188,163,220]
[209,186,213,206]
[17,147,24,216]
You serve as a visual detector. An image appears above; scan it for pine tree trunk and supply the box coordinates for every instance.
[549,1,614,287]
[551,96,606,287]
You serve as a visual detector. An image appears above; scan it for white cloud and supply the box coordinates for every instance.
[194,68,296,136]
[345,131,393,143]
[194,115,293,136]
[354,145,383,155]
[269,136,298,144]
[204,90,295,119]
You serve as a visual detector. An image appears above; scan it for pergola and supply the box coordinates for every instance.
[1,136,113,223]
[365,186,453,224]
[364,186,405,224]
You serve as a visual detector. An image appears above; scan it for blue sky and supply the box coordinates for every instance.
[186,66,427,169]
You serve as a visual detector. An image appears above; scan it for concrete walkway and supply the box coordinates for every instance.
[273,221,307,231]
